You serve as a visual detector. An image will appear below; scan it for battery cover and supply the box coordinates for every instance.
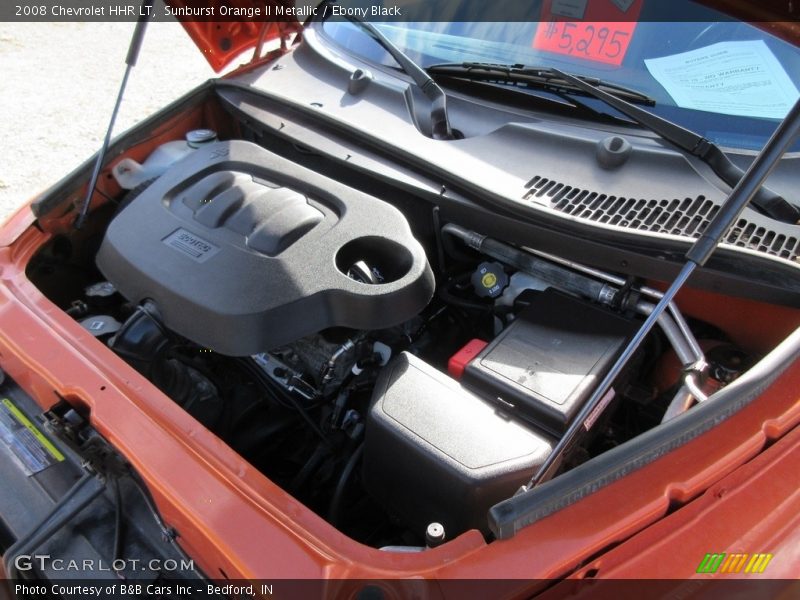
[463,288,637,436]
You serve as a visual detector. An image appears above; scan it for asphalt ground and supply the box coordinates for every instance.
[0,21,217,222]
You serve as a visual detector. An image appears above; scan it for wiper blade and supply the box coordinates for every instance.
[430,63,799,223]
[428,62,800,224]
[427,62,656,106]
[552,67,800,224]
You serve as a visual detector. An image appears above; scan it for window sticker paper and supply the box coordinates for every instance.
[644,40,800,119]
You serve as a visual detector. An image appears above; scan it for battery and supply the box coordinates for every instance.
[462,288,637,436]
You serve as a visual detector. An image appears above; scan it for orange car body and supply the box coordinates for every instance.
[1,0,800,593]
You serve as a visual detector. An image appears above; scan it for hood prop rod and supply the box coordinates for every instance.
[525,96,800,490]
[75,0,153,229]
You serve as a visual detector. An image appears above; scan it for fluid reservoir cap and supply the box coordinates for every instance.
[471,261,509,298]
[707,344,749,384]
[186,129,218,148]
[426,522,446,548]
[80,315,122,338]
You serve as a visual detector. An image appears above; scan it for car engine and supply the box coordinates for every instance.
[37,135,750,549]
[96,140,434,355]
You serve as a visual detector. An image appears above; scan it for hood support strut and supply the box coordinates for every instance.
[75,0,153,229]
[526,95,800,489]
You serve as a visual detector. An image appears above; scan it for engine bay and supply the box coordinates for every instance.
[27,113,787,550]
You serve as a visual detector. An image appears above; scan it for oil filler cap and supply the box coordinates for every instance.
[471,261,508,299]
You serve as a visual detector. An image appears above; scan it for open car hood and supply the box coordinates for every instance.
[167,0,800,73]
[165,0,303,72]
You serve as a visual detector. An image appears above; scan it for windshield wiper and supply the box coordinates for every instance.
[428,62,798,223]
[427,62,657,106]
[549,67,799,223]
[323,2,454,139]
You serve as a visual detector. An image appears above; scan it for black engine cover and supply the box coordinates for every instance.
[97,141,434,355]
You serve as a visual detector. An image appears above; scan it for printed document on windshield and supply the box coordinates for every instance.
[645,40,799,119]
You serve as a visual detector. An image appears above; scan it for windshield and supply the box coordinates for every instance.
[322,0,800,151]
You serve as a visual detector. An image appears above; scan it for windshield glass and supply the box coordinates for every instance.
[322,0,800,151]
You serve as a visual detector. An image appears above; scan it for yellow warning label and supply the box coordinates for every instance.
[1,398,64,462]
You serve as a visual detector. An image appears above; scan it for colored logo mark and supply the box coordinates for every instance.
[696,553,773,574]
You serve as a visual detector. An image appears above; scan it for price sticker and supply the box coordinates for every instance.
[532,0,642,66]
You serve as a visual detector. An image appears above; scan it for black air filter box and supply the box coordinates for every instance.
[364,352,555,537]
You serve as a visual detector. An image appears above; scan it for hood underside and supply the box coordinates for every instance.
[166,0,302,72]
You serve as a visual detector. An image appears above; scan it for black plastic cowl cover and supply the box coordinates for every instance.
[96,140,434,355]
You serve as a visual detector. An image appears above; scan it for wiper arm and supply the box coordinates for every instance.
[427,62,657,106]
[550,67,799,224]
[428,62,798,223]
[326,3,453,139]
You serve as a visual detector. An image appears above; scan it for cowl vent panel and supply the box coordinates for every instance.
[523,175,799,262]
